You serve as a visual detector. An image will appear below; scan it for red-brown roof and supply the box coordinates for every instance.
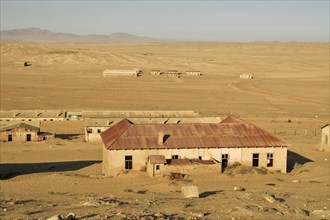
[101,116,287,150]
[148,155,166,164]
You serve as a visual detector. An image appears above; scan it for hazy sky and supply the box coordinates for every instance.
[1,0,329,42]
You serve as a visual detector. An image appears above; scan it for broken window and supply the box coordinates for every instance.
[86,128,93,133]
[199,156,202,160]
[8,134,12,142]
[252,153,259,167]
[26,134,31,142]
[156,165,160,170]
[97,129,102,133]
[267,153,273,167]
[125,156,133,170]
[172,155,179,159]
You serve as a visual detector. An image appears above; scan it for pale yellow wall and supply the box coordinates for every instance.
[240,147,287,173]
[321,125,329,151]
[85,126,109,142]
[103,146,287,176]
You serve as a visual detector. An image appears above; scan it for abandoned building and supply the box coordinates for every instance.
[101,115,288,176]
[150,70,162,75]
[102,68,140,77]
[0,123,53,142]
[167,70,179,78]
[320,124,329,151]
[186,71,202,76]
[0,110,66,122]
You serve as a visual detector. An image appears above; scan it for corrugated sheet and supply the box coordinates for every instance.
[101,116,287,150]
[148,155,166,164]
[100,119,132,149]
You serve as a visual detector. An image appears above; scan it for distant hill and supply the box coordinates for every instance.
[0,27,166,43]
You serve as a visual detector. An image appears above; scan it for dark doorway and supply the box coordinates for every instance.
[221,154,229,172]
[26,134,31,142]
[252,153,259,167]
[125,156,132,170]
[8,134,12,142]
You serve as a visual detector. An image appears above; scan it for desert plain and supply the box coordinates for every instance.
[0,42,329,219]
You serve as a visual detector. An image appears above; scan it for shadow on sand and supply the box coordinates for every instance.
[0,160,101,180]
[55,134,81,140]
[287,150,313,173]
[199,190,222,198]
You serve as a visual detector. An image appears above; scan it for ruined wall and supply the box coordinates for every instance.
[0,128,39,142]
[102,146,287,176]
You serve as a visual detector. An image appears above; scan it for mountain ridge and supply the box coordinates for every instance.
[0,27,167,43]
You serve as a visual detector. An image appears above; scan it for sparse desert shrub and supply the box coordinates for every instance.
[139,166,147,172]
[124,188,133,193]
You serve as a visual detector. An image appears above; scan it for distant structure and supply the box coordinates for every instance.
[186,71,202,76]
[0,123,53,142]
[102,68,140,77]
[320,124,329,151]
[240,73,254,79]
[167,70,179,78]
[24,62,31,67]
[0,110,66,122]
[150,70,162,75]
[101,115,288,176]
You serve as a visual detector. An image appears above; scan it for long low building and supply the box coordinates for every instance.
[102,68,140,77]
[101,115,288,176]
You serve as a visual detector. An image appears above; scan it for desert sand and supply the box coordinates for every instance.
[0,42,329,219]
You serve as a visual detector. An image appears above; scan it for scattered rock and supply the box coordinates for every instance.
[292,179,301,183]
[292,208,309,216]
[278,202,290,209]
[115,212,127,219]
[189,211,205,218]
[65,213,76,220]
[312,209,330,218]
[47,213,76,220]
[263,194,276,203]
[234,186,245,191]
[47,215,64,220]
[82,201,98,207]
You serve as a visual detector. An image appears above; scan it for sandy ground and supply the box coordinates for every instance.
[0,42,329,219]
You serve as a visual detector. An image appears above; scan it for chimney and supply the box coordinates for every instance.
[158,132,164,145]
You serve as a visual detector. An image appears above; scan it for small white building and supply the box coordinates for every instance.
[102,68,140,77]
[320,124,329,151]
[186,71,202,76]
[101,115,288,176]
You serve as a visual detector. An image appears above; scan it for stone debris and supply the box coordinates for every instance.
[233,186,245,191]
[47,213,76,220]
[188,211,206,219]
[312,209,330,218]
[82,197,125,207]
[292,179,301,183]
[182,185,199,198]
[263,194,276,203]
[292,208,309,216]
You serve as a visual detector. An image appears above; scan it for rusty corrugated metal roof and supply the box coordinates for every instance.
[101,116,287,150]
[148,155,166,164]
